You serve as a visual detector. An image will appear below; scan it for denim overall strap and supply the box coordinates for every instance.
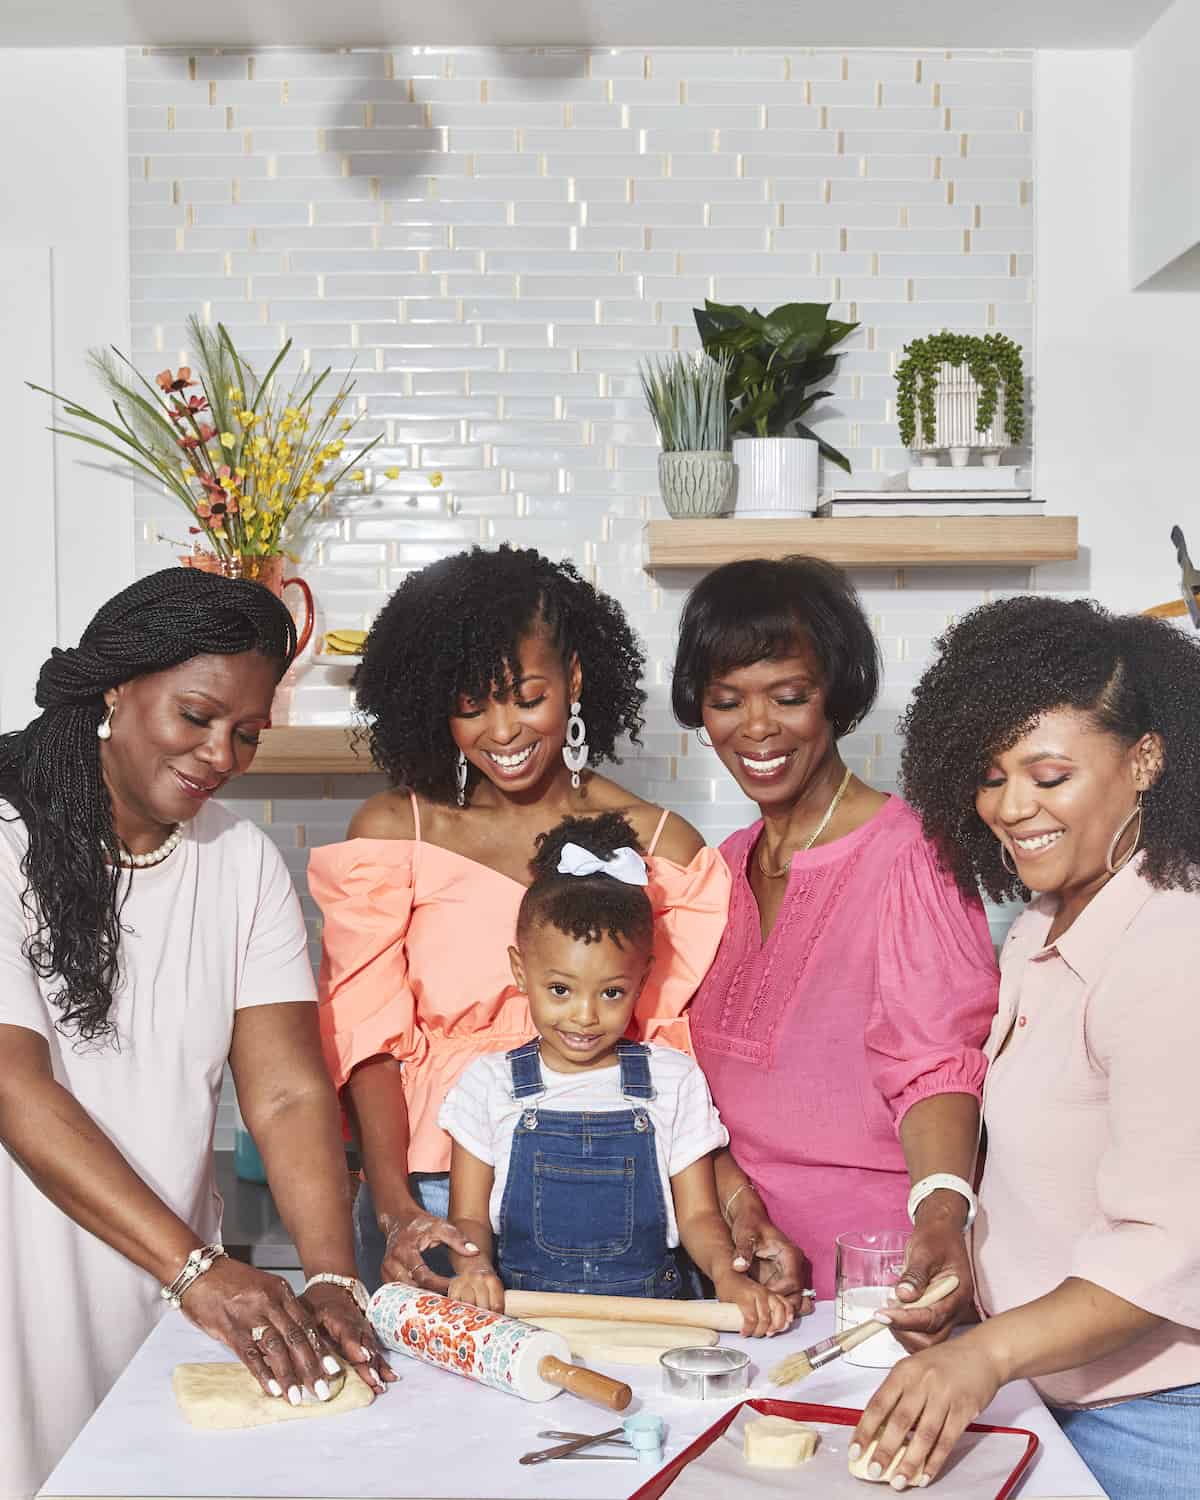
[495,1049,679,1298]
[506,1039,546,1101]
[616,1041,655,1102]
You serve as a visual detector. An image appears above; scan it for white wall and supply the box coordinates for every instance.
[0,49,132,729]
[1130,0,1200,289]
[1036,48,1200,608]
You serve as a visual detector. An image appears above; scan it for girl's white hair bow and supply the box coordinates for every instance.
[556,842,648,886]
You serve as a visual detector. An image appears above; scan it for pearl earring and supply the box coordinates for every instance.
[562,701,589,789]
[97,704,115,742]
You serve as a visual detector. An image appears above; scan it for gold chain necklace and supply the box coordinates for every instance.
[756,767,853,880]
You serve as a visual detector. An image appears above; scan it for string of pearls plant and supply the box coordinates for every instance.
[895,331,1026,450]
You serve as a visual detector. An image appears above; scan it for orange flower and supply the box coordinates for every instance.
[156,366,194,393]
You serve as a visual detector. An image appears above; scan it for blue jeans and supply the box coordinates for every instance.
[1051,1382,1200,1500]
[353,1173,453,1294]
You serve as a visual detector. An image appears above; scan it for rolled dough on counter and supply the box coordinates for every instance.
[526,1317,719,1364]
[172,1362,375,1430]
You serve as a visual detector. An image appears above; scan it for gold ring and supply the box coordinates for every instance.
[250,1325,268,1343]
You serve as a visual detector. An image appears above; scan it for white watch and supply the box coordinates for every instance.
[302,1273,370,1314]
[907,1173,977,1230]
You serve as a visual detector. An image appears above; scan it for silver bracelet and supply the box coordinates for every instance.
[303,1273,370,1315]
[161,1243,226,1309]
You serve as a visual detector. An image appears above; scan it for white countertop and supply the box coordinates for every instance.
[42,1304,1106,1500]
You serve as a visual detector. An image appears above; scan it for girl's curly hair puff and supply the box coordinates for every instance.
[354,545,646,804]
[517,811,654,951]
[899,595,1200,903]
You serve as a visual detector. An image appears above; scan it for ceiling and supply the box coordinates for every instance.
[0,0,1176,50]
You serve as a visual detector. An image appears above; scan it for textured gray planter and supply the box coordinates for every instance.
[657,450,735,518]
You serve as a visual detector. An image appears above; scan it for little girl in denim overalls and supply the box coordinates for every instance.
[437,812,793,1336]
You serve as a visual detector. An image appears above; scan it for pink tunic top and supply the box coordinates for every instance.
[691,796,998,1298]
[973,855,1200,1407]
[310,803,731,1174]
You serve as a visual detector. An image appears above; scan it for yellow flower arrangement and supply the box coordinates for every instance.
[28,316,381,562]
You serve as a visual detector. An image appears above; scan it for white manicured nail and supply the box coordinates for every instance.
[464,1241,479,1252]
[875,1313,893,1325]
[359,1343,374,1361]
[287,1385,301,1406]
[732,1255,749,1270]
[848,1444,862,1461]
[267,1379,283,1398]
[869,1462,883,1479]
[315,1379,331,1402]
[322,1355,340,1375]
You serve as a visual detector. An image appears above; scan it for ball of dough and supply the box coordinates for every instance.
[743,1415,820,1467]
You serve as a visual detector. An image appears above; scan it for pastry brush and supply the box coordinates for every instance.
[768,1273,960,1386]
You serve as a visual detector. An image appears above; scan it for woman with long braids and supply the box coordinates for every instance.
[852,598,1200,1497]
[0,569,393,1500]
[311,545,733,1295]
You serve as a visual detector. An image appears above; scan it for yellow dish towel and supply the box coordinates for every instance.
[323,629,368,655]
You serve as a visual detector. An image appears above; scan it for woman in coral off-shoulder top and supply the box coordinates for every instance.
[309,546,730,1294]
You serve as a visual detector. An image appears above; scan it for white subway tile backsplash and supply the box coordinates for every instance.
[128,42,1034,850]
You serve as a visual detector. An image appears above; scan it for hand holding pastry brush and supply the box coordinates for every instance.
[768,1273,960,1387]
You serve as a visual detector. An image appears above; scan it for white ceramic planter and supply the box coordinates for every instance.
[732,436,819,517]
[657,450,735,518]
[911,362,1007,465]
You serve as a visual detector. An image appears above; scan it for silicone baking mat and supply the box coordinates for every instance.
[628,1399,1038,1500]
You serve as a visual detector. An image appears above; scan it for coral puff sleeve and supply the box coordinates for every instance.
[635,847,732,1054]
[308,839,422,1090]
[867,831,998,1128]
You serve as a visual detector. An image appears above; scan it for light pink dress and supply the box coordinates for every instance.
[691,796,998,1298]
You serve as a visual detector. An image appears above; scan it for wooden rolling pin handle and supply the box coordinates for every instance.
[505,1290,743,1333]
[537,1356,632,1412]
[837,1272,961,1355]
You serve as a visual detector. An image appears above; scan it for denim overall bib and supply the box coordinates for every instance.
[496,1039,681,1297]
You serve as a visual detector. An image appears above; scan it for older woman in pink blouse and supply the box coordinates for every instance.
[853,597,1200,1499]
[671,558,999,1328]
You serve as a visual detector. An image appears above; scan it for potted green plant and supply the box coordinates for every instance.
[895,331,1025,467]
[694,299,858,516]
[639,351,734,518]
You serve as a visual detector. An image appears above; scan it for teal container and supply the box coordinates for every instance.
[234,1125,268,1184]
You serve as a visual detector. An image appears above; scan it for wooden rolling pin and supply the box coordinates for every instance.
[504,1289,744,1332]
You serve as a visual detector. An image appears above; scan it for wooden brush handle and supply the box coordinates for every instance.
[837,1273,960,1355]
[537,1356,632,1411]
[506,1289,743,1333]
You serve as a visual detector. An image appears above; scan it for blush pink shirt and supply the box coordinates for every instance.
[691,796,998,1298]
[972,854,1200,1407]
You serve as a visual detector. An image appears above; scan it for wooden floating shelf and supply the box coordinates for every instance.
[246,725,376,776]
[644,516,1079,570]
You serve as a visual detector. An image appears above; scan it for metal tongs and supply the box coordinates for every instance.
[519,1427,636,1465]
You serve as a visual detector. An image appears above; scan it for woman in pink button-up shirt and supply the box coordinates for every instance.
[672,558,999,1324]
[856,596,1200,1499]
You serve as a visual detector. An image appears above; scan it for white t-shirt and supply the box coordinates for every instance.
[438,1042,729,1247]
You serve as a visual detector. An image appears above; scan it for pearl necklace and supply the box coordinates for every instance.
[115,826,183,869]
[757,766,853,880]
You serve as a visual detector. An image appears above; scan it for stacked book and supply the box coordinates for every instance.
[817,466,1043,518]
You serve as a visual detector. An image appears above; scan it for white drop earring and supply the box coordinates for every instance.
[96,704,115,741]
[455,749,468,808]
[562,701,589,789]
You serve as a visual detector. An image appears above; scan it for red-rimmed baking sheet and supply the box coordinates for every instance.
[627,1399,1039,1500]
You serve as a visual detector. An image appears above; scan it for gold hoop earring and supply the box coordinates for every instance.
[1105,792,1144,875]
[1000,842,1018,877]
[696,728,712,749]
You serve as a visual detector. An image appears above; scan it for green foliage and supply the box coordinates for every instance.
[693,299,859,472]
[895,331,1026,449]
[639,352,730,453]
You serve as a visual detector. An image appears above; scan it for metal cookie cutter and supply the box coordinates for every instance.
[659,1345,750,1400]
